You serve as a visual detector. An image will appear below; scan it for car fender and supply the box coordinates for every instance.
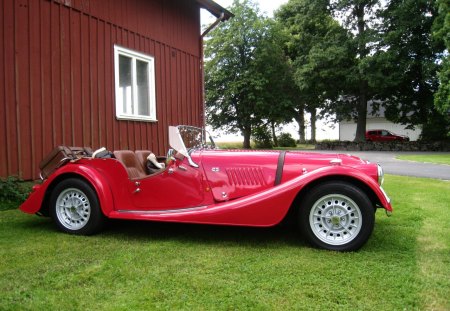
[20,163,115,216]
[295,165,392,211]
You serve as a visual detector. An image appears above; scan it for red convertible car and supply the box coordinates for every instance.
[21,125,392,251]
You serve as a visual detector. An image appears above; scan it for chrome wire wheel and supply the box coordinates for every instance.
[309,194,362,246]
[55,187,91,230]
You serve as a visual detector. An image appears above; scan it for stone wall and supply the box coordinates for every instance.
[315,141,450,152]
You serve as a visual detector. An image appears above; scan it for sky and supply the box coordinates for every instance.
[201,0,340,142]
[215,0,288,17]
[201,0,288,25]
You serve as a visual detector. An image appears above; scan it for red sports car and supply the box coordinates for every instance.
[21,125,392,251]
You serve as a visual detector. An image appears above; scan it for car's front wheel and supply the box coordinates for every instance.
[50,178,105,235]
[298,181,375,251]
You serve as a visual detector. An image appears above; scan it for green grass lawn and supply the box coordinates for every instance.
[396,154,450,165]
[1,175,449,310]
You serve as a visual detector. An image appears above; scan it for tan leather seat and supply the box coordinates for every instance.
[135,150,151,171]
[113,150,146,179]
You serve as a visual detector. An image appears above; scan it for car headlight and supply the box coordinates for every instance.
[377,164,384,186]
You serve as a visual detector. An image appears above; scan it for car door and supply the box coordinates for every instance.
[124,159,209,210]
[380,130,394,141]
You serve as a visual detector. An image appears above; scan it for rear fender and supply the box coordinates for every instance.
[20,163,115,216]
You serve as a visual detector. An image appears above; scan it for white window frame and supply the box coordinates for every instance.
[114,45,157,122]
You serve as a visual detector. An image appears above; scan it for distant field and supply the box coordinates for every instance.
[396,154,450,165]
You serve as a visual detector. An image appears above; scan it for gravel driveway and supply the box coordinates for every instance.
[309,150,450,180]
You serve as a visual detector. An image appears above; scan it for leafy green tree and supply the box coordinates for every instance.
[379,0,448,140]
[330,0,387,142]
[250,20,298,147]
[205,0,295,148]
[276,0,353,142]
[433,0,450,118]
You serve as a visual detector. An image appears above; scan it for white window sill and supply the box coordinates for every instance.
[116,115,158,122]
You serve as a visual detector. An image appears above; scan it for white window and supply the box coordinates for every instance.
[114,45,156,121]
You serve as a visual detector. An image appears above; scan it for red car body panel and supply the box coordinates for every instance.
[20,149,392,227]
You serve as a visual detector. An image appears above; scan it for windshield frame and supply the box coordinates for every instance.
[168,126,216,167]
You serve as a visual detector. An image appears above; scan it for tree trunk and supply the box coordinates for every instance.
[294,107,306,143]
[354,3,368,143]
[310,108,317,143]
[354,92,367,142]
[270,121,278,147]
[242,127,252,149]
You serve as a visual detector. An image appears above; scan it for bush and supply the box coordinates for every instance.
[277,133,297,147]
[0,176,32,210]
[252,127,273,149]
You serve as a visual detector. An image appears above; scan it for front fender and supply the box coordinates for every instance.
[297,165,392,211]
[20,163,115,216]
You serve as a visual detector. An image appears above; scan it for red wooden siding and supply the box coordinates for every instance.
[0,0,204,180]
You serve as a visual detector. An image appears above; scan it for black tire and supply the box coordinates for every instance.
[49,178,105,235]
[298,181,375,251]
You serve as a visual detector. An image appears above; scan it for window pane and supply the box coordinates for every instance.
[114,45,156,121]
[136,60,150,116]
[119,55,133,114]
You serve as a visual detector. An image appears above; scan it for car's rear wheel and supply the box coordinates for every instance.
[298,181,375,251]
[50,178,105,235]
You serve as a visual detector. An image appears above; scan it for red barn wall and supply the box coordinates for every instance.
[0,0,204,180]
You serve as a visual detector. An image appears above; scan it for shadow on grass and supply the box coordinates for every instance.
[15,214,54,232]
[15,212,307,249]
[16,210,406,253]
[103,219,307,249]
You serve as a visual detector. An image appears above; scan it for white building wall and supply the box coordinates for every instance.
[339,117,422,141]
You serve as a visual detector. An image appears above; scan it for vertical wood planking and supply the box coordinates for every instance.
[29,0,42,177]
[111,24,120,150]
[0,0,7,177]
[104,22,113,149]
[16,0,30,178]
[70,9,82,146]
[97,20,105,147]
[89,17,98,148]
[1,0,203,179]
[40,0,52,158]
[81,13,91,147]
[5,0,17,176]
[61,6,72,146]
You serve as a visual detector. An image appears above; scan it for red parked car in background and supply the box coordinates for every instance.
[21,126,392,251]
[365,129,409,142]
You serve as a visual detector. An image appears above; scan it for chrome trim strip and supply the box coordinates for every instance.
[117,205,208,214]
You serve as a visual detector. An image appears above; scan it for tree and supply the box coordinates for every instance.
[250,20,298,147]
[379,0,448,140]
[433,0,450,118]
[205,0,294,148]
[329,0,387,142]
[276,0,354,142]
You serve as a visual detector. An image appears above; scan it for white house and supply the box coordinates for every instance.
[339,101,422,141]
